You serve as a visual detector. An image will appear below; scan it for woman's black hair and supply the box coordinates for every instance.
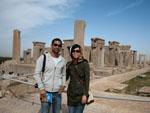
[70,44,81,59]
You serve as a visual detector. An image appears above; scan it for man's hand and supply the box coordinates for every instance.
[40,89,47,102]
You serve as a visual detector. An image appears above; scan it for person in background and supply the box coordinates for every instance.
[34,38,66,113]
[66,44,90,113]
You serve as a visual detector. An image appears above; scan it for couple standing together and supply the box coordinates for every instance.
[34,38,90,113]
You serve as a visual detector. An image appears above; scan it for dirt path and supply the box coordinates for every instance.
[91,66,150,91]
[0,66,150,113]
[84,66,150,113]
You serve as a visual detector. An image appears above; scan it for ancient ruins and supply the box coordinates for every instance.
[0,20,150,113]
[0,20,148,78]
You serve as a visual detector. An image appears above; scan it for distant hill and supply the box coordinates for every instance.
[0,57,12,64]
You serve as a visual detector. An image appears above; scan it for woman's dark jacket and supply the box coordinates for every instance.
[66,59,90,106]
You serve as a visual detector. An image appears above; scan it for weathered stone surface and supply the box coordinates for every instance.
[73,20,86,49]
[91,38,105,68]
[33,41,45,64]
[63,39,73,61]
[94,67,113,78]
[1,20,149,84]
[138,86,150,96]
[23,49,32,64]
[0,89,5,98]
[12,29,21,63]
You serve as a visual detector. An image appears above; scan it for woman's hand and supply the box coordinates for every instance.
[81,95,87,104]
[58,85,66,94]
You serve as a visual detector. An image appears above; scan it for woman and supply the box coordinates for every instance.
[66,44,90,113]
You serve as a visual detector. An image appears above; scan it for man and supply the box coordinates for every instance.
[34,38,66,113]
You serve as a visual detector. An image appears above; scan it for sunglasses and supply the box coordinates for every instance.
[53,43,62,47]
[72,49,81,53]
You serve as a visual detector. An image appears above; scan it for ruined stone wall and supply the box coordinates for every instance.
[44,47,51,53]
[9,20,146,78]
[33,42,45,64]
[0,60,34,75]
[119,45,132,67]
[10,64,35,75]
[84,46,91,61]
[104,42,119,67]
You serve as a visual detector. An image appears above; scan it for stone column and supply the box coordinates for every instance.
[12,29,21,63]
[138,54,142,64]
[91,38,105,68]
[133,50,137,66]
[33,42,45,64]
[101,47,105,67]
[127,51,133,67]
[109,47,115,66]
[63,39,73,61]
[104,46,110,67]
[23,49,32,64]
[120,45,131,66]
[143,55,146,66]
[115,46,120,66]
[74,20,86,49]
[138,54,146,67]
[119,51,124,67]
[108,41,120,67]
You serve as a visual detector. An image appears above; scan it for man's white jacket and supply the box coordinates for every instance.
[34,52,66,92]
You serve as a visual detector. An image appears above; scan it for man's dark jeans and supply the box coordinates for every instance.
[40,92,61,113]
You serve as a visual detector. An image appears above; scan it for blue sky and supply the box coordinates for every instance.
[0,0,150,58]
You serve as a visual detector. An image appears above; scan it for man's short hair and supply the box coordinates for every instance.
[51,38,62,45]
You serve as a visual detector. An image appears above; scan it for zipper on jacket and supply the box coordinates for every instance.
[52,66,56,91]
[51,59,63,91]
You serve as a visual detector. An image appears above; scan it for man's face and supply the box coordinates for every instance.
[51,40,62,54]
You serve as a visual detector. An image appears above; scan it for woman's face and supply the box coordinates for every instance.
[72,47,81,59]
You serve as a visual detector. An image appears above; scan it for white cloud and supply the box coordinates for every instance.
[107,0,144,16]
[0,0,78,30]
[0,0,81,56]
